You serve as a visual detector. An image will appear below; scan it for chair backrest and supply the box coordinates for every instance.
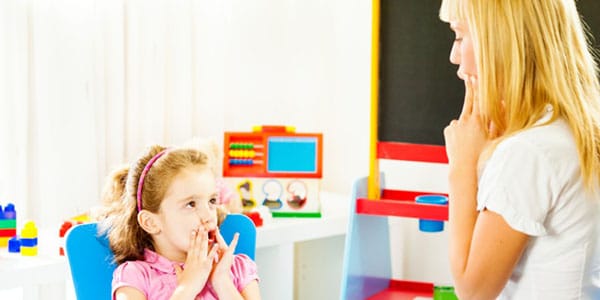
[65,222,116,300]
[219,213,257,260]
[65,213,256,300]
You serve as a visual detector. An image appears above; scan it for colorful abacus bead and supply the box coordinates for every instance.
[229,159,254,166]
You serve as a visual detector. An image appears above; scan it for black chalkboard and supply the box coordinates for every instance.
[378,0,600,146]
[378,0,463,145]
[579,1,600,54]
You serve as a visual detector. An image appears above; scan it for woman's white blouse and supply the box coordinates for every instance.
[477,113,600,299]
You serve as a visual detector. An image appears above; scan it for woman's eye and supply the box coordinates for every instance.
[454,37,463,43]
[186,201,196,208]
[209,198,218,205]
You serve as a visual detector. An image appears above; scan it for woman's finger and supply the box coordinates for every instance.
[470,76,479,117]
[444,119,457,137]
[460,76,474,119]
[489,121,498,138]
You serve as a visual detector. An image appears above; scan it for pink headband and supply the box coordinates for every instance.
[137,150,168,211]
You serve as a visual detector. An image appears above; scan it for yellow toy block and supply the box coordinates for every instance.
[21,246,38,256]
[0,237,9,247]
[21,221,38,239]
[70,213,91,223]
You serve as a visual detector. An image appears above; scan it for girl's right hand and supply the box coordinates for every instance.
[172,228,219,297]
[211,229,239,282]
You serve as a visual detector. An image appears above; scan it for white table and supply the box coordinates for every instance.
[255,192,350,300]
[0,229,67,300]
[0,191,350,300]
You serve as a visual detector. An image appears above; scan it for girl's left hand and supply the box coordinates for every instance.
[210,228,239,284]
[444,76,494,175]
[173,227,218,298]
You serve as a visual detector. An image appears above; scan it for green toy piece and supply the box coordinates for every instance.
[434,286,459,300]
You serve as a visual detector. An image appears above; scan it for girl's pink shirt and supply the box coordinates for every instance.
[112,249,259,300]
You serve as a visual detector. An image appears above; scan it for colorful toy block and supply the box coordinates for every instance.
[243,211,263,227]
[8,236,20,253]
[20,221,38,256]
[59,221,75,256]
[0,238,9,247]
[434,286,459,300]
[2,204,17,219]
[59,213,91,255]
[0,203,17,248]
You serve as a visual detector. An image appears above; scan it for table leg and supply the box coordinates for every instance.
[255,243,294,300]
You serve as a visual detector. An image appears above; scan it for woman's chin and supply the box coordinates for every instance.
[457,70,477,81]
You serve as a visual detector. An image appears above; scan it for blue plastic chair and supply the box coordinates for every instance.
[65,214,256,300]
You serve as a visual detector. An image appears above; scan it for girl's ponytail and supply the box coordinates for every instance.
[101,166,129,207]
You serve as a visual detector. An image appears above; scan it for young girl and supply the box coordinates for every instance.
[439,0,600,299]
[101,145,260,300]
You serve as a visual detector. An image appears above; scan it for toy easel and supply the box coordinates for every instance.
[339,0,456,298]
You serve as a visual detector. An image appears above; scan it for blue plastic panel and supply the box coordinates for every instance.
[340,176,392,299]
[267,137,318,173]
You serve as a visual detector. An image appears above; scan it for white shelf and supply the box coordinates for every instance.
[257,192,350,248]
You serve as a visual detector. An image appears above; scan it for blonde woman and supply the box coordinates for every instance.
[440,0,600,299]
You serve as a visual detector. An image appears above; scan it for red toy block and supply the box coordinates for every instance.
[243,211,263,227]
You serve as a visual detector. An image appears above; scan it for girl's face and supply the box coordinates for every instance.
[449,21,477,81]
[155,167,218,261]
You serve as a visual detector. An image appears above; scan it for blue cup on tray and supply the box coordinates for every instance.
[415,195,448,232]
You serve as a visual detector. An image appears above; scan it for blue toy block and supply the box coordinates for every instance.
[8,236,20,253]
[20,237,38,247]
[4,204,16,219]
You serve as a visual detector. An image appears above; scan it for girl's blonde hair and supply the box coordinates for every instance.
[101,145,216,264]
[440,0,600,190]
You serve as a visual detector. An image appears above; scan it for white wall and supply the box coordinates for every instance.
[0,0,372,228]
[215,0,372,198]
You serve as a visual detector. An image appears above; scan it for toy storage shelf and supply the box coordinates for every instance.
[340,141,450,299]
[366,280,434,299]
[340,178,450,299]
[354,192,448,299]
[356,189,448,220]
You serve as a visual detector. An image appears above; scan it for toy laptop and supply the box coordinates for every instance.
[223,125,323,218]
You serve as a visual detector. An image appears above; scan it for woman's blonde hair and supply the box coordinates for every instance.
[440,0,600,190]
[100,145,219,264]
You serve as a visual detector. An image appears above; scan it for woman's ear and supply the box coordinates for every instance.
[137,210,161,234]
